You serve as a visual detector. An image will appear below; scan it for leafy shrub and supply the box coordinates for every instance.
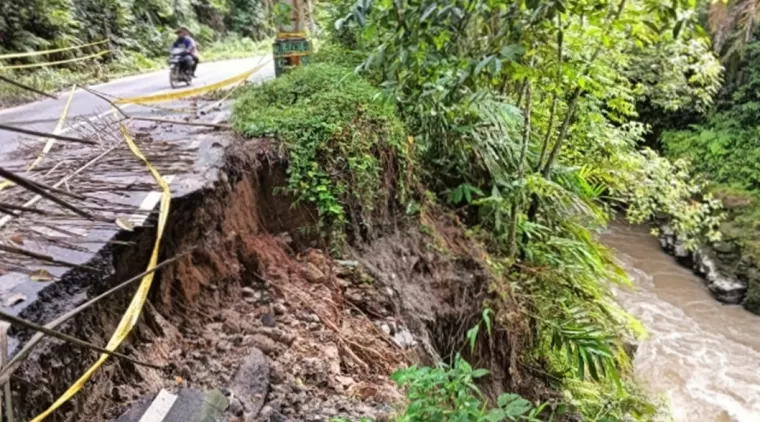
[659,38,760,191]
[663,120,760,190]
[392,356,546,422]
[232,63,413,246]
[313,42,368,70]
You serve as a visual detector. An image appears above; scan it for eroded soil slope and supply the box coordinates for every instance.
[14,139,527,421]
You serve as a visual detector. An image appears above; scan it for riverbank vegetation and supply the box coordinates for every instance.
[0,0,282,106]
[230,0,726,420]
[657,1,760,314]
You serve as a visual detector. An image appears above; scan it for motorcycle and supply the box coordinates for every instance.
[168,47,194,88]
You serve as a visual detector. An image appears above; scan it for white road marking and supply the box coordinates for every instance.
[138,389,178,422]
[127,175,176,226]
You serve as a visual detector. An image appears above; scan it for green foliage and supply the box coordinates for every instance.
[225,0,275,39]
[0,0,274,58]
[465,308,492,353]
[328,1,725,420]
[626,36,723,114]
[392,356,547,422]
[618,149,724,249]
[340,0,529,186]
[201,33,272,61]
[549,305,621,386]
[312,42,368,70]
[232,63,412,246]
[661,39,760,191]
[561,376,668,422]
[0,0,275,104]
[0,34,264,107]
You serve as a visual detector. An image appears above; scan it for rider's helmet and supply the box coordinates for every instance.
[175,27,191,37]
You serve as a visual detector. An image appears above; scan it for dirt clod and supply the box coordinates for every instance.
[302,262,326,284]
[273,303,287,315]
[223,319,241,334]
[250,334,280,356]
[260,313,276,327]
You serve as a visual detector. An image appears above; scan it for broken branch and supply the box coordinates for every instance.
[0,124,96,146]
[78,85,130,119]
[129,116,230,130]
[0,243,95,270]
[0,310,163,371]
[0,167,93,219]
[0,75,57,100]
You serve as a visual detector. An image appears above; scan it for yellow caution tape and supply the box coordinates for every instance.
[275,50,313,58]
[277,32,308,38]
[30,125,171,422]
[0,40,108,60]
[0,85,76,193]
[0,50,109,71]
[115,61,269,105]
[133,102,198,114]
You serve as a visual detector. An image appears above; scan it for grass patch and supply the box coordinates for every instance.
[202,36,272,62]
[231,62,413,248]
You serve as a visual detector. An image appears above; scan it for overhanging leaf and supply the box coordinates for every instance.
[30,269,54,282]
[4,293,26,307]
[9,233,24,245]
[115,217,134,231]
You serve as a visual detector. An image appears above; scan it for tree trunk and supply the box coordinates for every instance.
[506,78,533,259]
[536,15,563,171]
[524,0,628,242]
[305,0,317,34]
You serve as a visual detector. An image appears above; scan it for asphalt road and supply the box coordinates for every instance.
[0,55,275,330]
[0,56,273,154]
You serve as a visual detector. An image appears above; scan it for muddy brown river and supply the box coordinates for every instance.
[601,222,760,422]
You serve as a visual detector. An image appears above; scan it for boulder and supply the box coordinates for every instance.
[658,224,748,305]
[692,247,747,304]
[228,347,271,418]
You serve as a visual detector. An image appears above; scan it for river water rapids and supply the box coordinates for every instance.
[601,222,760,422]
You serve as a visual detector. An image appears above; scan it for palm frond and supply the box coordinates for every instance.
[549,305,622,387]
[709,0,731,52]
[709,0,760,60]
[470,97,524,182]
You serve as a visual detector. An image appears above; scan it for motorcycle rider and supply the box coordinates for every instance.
[172,27,198,77]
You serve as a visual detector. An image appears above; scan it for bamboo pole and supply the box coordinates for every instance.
[0,76,57,100]
[0,124,96,146]
[0,322,13,422]
[0,310,163,371]
[0,167,93,220]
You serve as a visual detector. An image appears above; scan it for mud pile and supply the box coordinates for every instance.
[12,138,533,421]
